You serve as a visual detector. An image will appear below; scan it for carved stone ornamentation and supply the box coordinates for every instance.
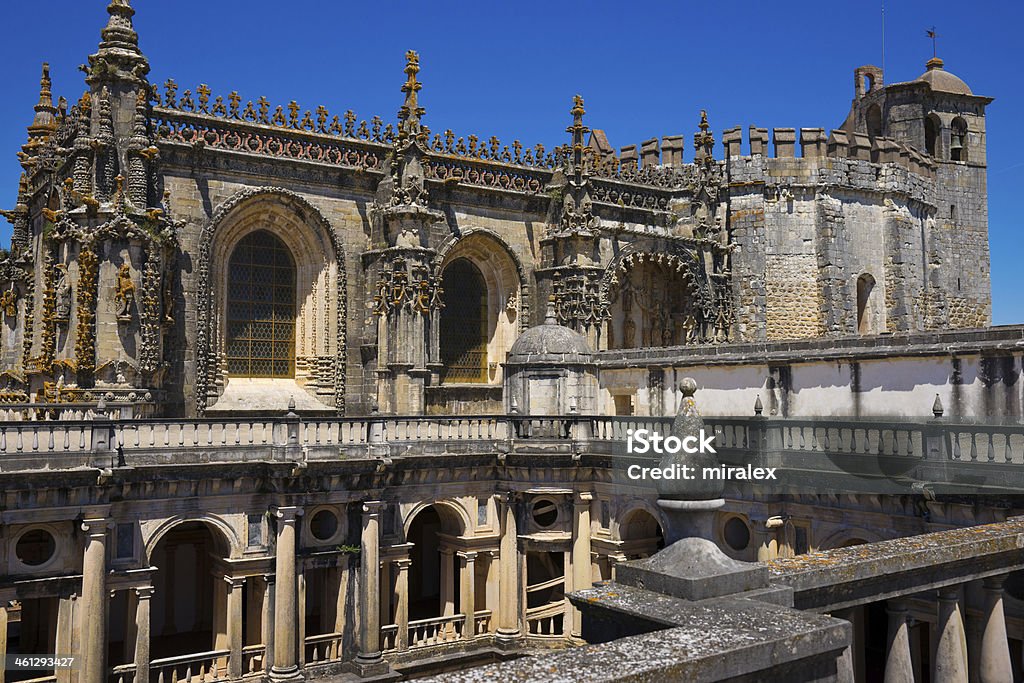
[115,263,136,322]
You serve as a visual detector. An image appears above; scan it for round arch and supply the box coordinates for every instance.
[433,230,525,384]
[143,514,239,564]
[195,187,347,414]
[817,528,883,551]
[601,249,710,349]
[402,499,470,541]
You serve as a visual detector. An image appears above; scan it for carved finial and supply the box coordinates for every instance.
[754,394,763,416]
[398,50,425,139]
[544,295,557,324]
[23,62,58,156]
[90,0,148,84]
[932,393,944,418]
[694,110,715,164]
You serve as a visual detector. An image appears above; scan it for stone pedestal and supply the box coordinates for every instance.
[570,492,594,638]
[394,559,411,651]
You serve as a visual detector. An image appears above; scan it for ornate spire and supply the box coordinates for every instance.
[694,110,715,165]
[21,63,59,165]
[566,95,590,184]
[88,0,149,85]
[397,50,425,140]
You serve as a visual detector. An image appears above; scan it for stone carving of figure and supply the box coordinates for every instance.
[623,317,636,348]
[55,264,72,322]
[682,315,697,344]
[115,264,135,320]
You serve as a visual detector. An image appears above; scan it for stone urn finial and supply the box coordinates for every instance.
[656,378,724,502]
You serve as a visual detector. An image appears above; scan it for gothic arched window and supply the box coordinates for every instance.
[440,258,487,383]
[225,230,296,378]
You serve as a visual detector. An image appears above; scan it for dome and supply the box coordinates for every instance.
[915,57,972,96]
[507,301,593,362]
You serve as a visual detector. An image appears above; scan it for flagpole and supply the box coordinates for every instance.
[881,1,885,75]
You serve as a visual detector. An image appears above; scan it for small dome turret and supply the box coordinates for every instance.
[915,57,973,96]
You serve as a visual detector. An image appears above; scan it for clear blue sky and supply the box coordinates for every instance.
[1,1,1020,323]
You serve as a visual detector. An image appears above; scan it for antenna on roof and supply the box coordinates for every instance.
[881,1,886,75]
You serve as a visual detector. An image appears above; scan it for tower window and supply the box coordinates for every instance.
[856,273,876,335]
[925,114,940,156]
[225,230,296,378]
[440,258,488,383]
[866,105,883,139]
[950,117,968,162]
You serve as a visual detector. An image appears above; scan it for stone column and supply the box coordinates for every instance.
[496,493,519,645]
[80,516,109,683]
[270,507,302,683]
[394,558,411,651]
[261,574,275,672]
[133,586,153,683]
[55,594,76,683]
[458,551,477,640]
[883,599,913,683]
[352,501,388,676]
[226,577,245,679]
[440,548,455,617]
[934,587,969,683]
[484,551,499,632]
[978,575,1012,683]
[571,492,594,638]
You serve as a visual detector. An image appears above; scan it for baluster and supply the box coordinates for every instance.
[952,432,962,460]
[907,430,914,456]
[16,426,24,452]
[799,426,806,450]
[32,428,39,452]
[823,428,830,451]
[987,432,996,462]
[1004,433,1012,463]
[0,428,6,452]
[969,432,978,461]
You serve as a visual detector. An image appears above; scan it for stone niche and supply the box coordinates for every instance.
[503,303,597,415]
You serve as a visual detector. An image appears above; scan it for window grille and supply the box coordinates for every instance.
[225,230,296,378]
[440,259,488,383]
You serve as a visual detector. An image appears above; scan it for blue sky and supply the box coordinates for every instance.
[0,0,1020,322]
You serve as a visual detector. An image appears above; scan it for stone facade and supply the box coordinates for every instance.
[0,1,993,419]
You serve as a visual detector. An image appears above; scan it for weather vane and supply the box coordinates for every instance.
[926,27,938,58]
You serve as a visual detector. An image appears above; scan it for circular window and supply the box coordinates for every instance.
[310,510,339,541]
[16,529,56,567]
[531,499,559,529]
[723,517,750,552]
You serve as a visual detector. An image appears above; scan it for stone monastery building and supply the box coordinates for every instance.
[2,2,1022,683]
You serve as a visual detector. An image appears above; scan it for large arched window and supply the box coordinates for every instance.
[225,230,296,378]
[925,114,940,156]
[440,259,487,383]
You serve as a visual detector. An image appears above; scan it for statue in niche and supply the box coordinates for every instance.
[54,264,72,323]
[0,288,17,321]
[682,314,698,344]
[115,264,135,321]
[162,275,174,324]
[623,317,636,348]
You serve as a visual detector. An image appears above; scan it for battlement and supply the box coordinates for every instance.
[595,123,936,181]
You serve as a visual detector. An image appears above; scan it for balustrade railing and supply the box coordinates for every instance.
[109,663,137,683]
[525,603,565,638]
[150,649,230,683]
[408,614,464,648]
[303,632,343,664]
[240,645,265,675]
[3,412,1024,477]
